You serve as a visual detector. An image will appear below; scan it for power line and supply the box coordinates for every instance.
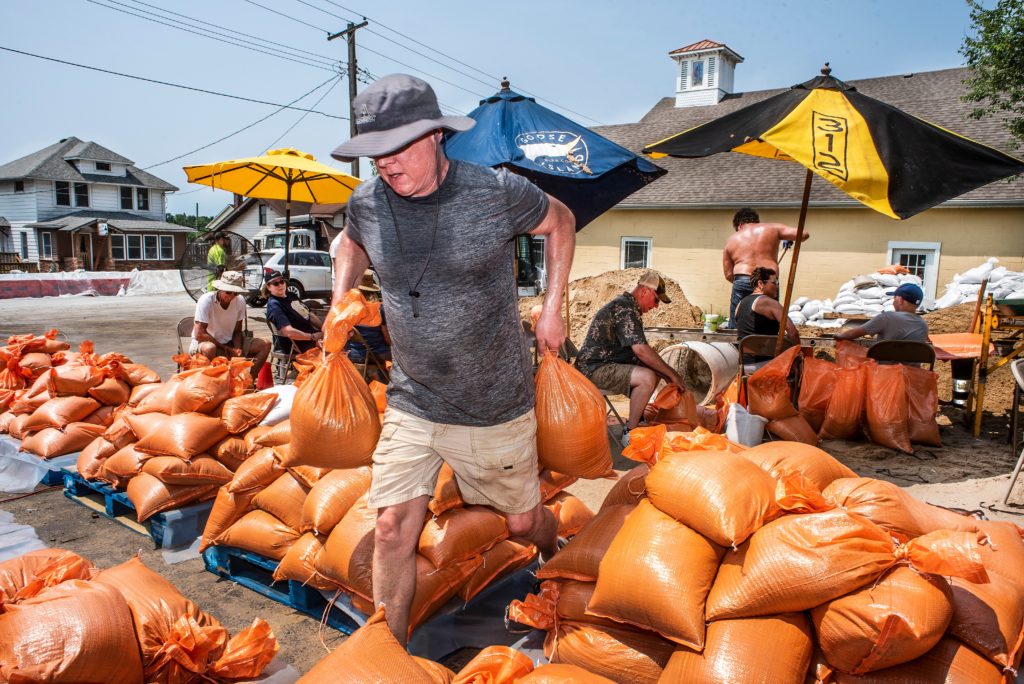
[263,77,343,152]
[143,75,343,169]
[0,46,345,118]
[242,0,327,34]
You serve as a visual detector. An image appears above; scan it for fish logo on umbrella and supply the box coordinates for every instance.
[515,131,592,175]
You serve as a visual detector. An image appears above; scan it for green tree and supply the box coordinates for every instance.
[165,212,213,230]
[961,0,1024,148]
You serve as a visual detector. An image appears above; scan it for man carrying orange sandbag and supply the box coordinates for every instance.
[574,271,687,446]
[329,74,576,644]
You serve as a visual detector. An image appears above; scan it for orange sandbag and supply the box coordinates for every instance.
[975,520,1024,591]
[0,388,15,413]
[122,411,169,441]
[408,555,484,632]
[535,353,613,479]
[20,422,106,459]
[651,384,698,427]
[300,466,372,535]
[81,404,115,427]
[836,339,869,366]
[227,447,285,494]
[645,450,780,548]
[6,413,31,439]
[864,363,912,453]
[830,637,1004,684]
[458,537,537,602]
[77,437,115,479]
[949,572,1024,668]
[134,412,228,460]
[295,608,437,683]
[418,505,508,568]
[746,346,800,420]
[22,395,101,431]
[47,363,104,396]
[121,362,162,386]
[452,645,534,683]
[86,376,131,406]
[200,487,259,552]
[0,410,15,433]
[799,356,837,432]
[127,380,162,407]
[415,657,455,683]
[903,365,942,446]
[216,509,300,560]
[599,463,649,510]
[220,392,278,433]
[517,663,615,683]
[369,379,387,413]
[707,511,986,621]
[659,613,813,684]
[0,579,144,684]
[126,472,218,522]
[820,360,871,440]
[252,471,309,532]
[131,379,181,414]
[272,532,338,591]
[536,504,634,582]
[287,351,380,469]
[767,414,819,445]
[211,436,249,470]
[0,548,96,604]
[823,477,981,540]
[812,566,953,674]
[429,462,465,516]
[539,468,577,501]
[171,364,234,414]
[141,455,233,485]
[18,352,52,377]
[287,464,329,489]
[250,419,291,448]
[0,356,29,390]
[207,618,279,682]
[588,500,725,648]
[741,440,857,491]
[103,415,137,449]
[313,496,377,594]
[99,444,148,488]
[546,491,595,537]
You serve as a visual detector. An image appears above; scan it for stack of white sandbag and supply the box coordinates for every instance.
[788,271,923,328]
[928,258,1024,310]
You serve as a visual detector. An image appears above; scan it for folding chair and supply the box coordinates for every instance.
[601,388,628,438]
[175,316,194,371]
[265,319,299,385]
[866,340,936,370]
[737,334,796,379]
[349,328,390,383]
[1004,359,1024,505]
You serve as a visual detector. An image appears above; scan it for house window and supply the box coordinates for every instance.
[620,236,652,270]
[74,183,89,207]
[142,235,158,260]
[886,241,941,300]
[258,204,268,226]
[39,231,53,259]
[111,234,126,260]
[136,188,149,211]
[120,187,133,210]
[159,235,174,260]
[96,162,111,172]
[55,181,71,206]
[126,234,142,260]
[14,181,24,193]
[19,232,28,259]
[692,60,705,87]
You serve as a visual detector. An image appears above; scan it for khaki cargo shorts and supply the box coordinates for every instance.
[588,362,635,396]
[367,407,542,515]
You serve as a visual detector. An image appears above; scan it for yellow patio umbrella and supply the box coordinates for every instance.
[184,148,361,277]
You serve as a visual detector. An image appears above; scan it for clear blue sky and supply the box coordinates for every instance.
[1,0,977,216]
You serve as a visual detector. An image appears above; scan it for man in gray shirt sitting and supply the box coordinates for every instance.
[835,283,930,342]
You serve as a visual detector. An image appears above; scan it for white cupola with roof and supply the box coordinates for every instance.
[670,39,744,108]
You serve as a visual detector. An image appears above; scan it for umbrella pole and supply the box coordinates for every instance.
[284,181,292,282]
[776,168,814,355]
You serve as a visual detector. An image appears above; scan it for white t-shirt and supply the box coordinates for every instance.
[194,291,245,344]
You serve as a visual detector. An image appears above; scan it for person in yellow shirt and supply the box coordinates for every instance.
[206,234,230,291]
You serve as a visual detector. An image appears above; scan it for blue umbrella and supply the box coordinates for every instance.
[445,79,666,230]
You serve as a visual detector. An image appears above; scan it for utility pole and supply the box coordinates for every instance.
[328,20,368,178]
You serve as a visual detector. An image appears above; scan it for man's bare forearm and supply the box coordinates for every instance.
[332,232,371,304]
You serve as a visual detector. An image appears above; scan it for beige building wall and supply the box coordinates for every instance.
[573,207,1024,316]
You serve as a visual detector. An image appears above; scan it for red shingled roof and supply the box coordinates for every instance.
[669,39,725,55]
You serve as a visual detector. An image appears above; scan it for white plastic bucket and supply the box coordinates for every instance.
[725,403,767,447]
[659,341,740,405]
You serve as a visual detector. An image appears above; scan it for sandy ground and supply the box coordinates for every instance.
[1,292,1023,674]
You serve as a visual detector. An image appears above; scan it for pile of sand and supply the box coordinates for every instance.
[518,269,703,348]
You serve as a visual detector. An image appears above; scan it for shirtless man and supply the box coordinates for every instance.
[722,207,809,328]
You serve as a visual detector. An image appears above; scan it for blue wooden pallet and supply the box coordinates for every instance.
[61,467,214,549]
[203,546,360,634]
[203,544,539,660]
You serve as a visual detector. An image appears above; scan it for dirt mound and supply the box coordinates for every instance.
[519,269,703,347]
[923,303,977,335]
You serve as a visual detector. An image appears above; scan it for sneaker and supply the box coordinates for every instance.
[620,428,631,448]
[536,536,570,568]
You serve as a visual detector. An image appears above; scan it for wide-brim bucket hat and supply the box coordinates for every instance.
[332,74,475,162]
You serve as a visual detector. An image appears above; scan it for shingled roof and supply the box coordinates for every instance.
[0,137,178,191]
[594,67,1024,209]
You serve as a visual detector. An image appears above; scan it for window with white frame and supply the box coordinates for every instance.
[886,241,941,300]
[692,59,705,87]
[74,183,89,207]
[96,162,111,172]
[258,204,268,226]
[110,234,126,260]
[143,235,158,260]
[126,234,143,260]
[120,187,133,210]
[39,231,53,259]
[159,235,174,260]
[136,188,149,211]
[678,61,689,90]
[620,237,652,270]
[55,181,71,206]
[19,232,28,259]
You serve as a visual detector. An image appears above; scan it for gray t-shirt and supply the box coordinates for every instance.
[860,311,929,341]
[345,161,549,426]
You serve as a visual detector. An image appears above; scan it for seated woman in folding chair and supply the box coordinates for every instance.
[735,265,800,369]
[345,270,391,381]
[264,269,325,353]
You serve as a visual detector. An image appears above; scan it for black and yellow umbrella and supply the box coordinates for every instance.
[644,65,1024,350]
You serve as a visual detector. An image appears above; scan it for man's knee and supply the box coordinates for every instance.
[631,366,658,392]
[250,338,270,357]
[197,341,218,359]
[374,503,426,550]
[505,505,542,538]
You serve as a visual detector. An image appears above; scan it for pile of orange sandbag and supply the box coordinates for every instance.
[297,606,612,683]
[746,342,941,453]
[0,332,162,459]
[73,354,284,522]
[507,431,1024,684]
[0,548,277,683]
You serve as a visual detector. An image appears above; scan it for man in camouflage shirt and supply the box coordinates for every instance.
[575,271,686,444]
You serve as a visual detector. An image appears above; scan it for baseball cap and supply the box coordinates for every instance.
[886,283,924,306]
[638,271,671,304]
[331,74,476,162]
[264,270,285,284]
